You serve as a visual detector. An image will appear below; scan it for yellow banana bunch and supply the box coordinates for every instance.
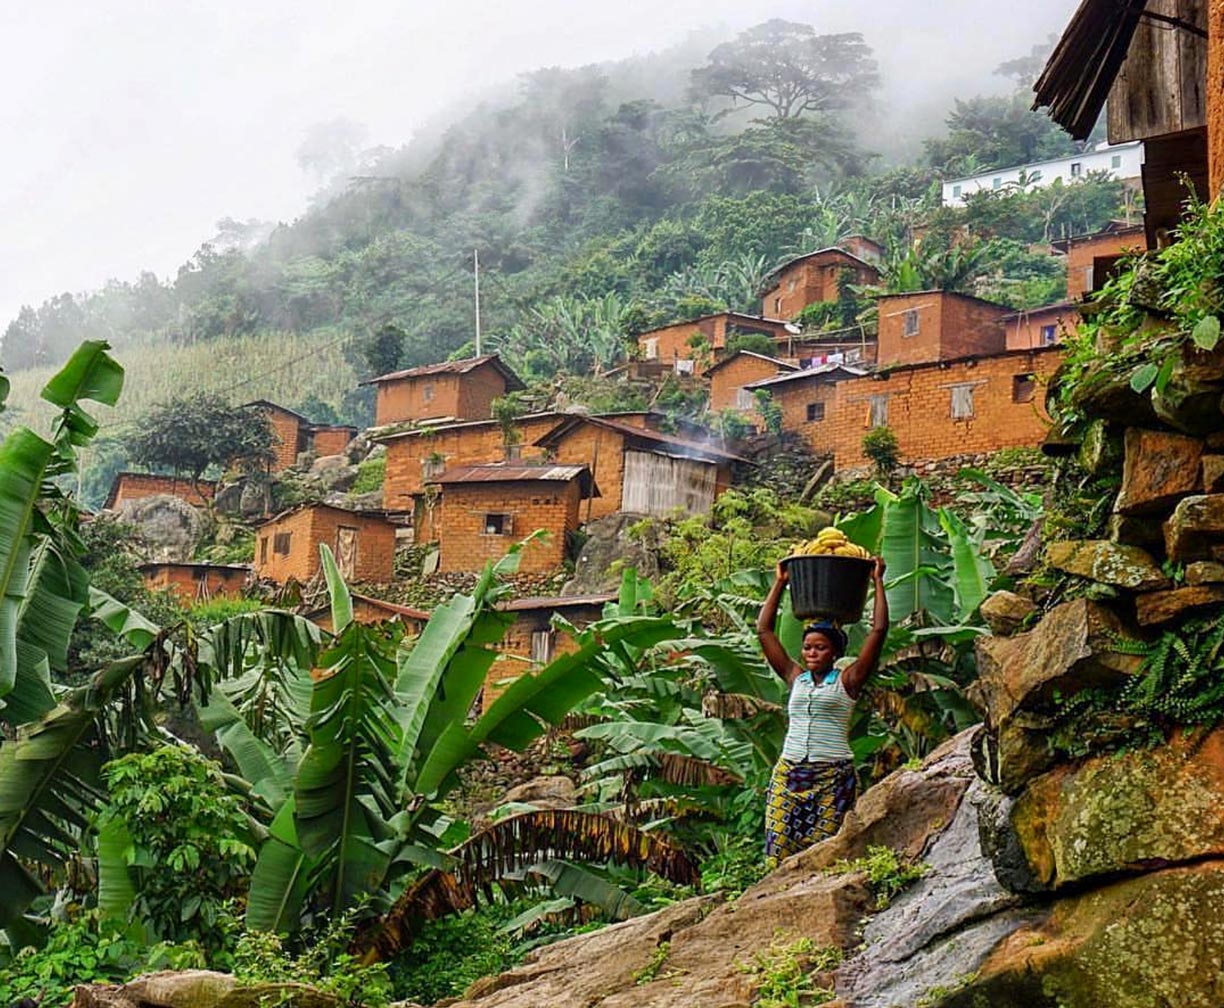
[793,526,872,559]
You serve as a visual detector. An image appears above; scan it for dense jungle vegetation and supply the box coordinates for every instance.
[0,21,1163,1007]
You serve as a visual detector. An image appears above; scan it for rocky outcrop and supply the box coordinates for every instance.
[562,513,661,595]
[72,970,339,1008]
[115,495,209,563]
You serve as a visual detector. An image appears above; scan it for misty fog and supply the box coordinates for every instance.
[1,0,1079,328]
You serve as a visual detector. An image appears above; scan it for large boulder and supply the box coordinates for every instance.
[71,971,340,1008]
[115,495,208,563]
[979,591,1035,636]
[1007,729,1224,890]
[1164,493,1224,561]
[1044,540,1168,591]
[562,513,661,595]
[974,600,1141,794]
[1114,427,1202,514]
[933,860,1224,1007]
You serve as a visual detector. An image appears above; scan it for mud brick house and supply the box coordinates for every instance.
[748,351,1064,468]
[427,463,596,575]
[482,594,616,712]
[139,562,250,605]
[706,351,798,414]
[760,247,882,320]
[307,592,430,634]
[1002,303,1078,351]
[535,416,744,519]
[243,401,357,472]
[1052,223,1147,301]
[254,503,398,584]
[361,355,525,427]
[376,411,703,515]
[875,290,1011,367]
[635,313,793,375]
[105,472,215,511]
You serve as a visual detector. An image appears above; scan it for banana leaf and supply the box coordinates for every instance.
[319,543,352,633]
[937,507,995,621]
[246,799,314,932]
[878,490,955,621]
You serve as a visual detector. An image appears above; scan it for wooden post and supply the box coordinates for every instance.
[1210,0,1224,199]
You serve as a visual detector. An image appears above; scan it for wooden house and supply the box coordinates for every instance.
[1052,223,1146,301]
[535,416,745,519]
[254,503,398,584]
[706,351,799,415]
[635,313,793,375]
[428,463,597,574]
[360,355,525,427]
[243,400,356,472]
[760,247,881,320]
[875,291,1010,368]
[139,562,250,605]
[482,594,616,712]
[105,472,215,511]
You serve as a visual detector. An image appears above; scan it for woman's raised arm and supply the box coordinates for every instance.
[842,557,888,700]
[757,564,798,683]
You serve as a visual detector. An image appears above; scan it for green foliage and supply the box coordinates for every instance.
[188,596,263,624]
[861,426,899,474]
[351,454,386,494]
[727,331,780,356]
[633,941,673,985]
[754,389,784,435]
[97,745,257,947]
[737,933,841,1007]
[231,923,391,1007]
[124,392,274,483]
[386,906,518,1004]
[829,845,928,909]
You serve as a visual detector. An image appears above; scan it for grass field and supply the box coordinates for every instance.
[4,328,362,437]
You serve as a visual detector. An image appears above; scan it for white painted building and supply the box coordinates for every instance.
[941,141,1144,207]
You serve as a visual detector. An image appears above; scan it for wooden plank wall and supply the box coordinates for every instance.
[1109,0,1207,143]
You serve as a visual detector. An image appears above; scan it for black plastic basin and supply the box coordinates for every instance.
[781,554,873,624]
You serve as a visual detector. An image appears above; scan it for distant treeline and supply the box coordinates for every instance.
[2,23,1126,384]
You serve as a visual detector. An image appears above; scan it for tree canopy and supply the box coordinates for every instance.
[123,393,275,485]
[690,20,879,119]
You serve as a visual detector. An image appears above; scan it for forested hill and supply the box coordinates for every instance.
[2,21,1126,428]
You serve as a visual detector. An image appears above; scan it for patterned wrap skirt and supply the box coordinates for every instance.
[764,757,857,864]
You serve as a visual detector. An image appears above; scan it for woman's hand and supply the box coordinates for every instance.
[873,556,887,582]
[775,561,789,584]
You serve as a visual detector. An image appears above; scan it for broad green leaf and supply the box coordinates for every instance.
[1129,361,1159,392]
[246,800,313,932]
[319,543,352,633]
[1192,314,1221,350]
[96,818,141,935]
[937,508,995,621]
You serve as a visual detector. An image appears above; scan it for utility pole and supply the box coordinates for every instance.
[473,248,482,357]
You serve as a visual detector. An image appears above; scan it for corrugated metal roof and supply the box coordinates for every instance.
[138,561,252,573]
[433,463,591,485]
[743,363,869,390]
[535,415,751,464]
[703,350,800,376]
[360,354,526,390]
[497,594,617,612]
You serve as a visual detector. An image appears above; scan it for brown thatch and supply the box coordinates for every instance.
[356,809,700,962]
[1032,0,1144,139]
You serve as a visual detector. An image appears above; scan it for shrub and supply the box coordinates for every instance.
[351,454,386,494]
[862,426,899,474]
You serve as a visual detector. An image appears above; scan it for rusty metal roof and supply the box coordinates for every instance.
[432,462,598,498]
[360,354,526,390]
[535,415,751,464]
[743,363,869,391]
[703,350,800,377]
[496,593,617,612]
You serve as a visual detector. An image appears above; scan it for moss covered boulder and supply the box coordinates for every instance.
[935,860,1224,1008]
[1007,729,1224,890]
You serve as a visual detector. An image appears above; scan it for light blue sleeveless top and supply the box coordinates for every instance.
[780,670,855,762]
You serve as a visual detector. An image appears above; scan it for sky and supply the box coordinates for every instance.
[0,0,1079,327]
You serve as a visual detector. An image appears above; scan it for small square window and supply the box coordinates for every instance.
[422,455,445,478]
[260,537,269,564]
[952,184,962,198]
[1111,154,1122,169]
[1070,162,1082,177]
[273,531,292,556]
[806,402,825,422]
[1013,374,1036,403]
[643,337,659,360]
[1040,324,1058,346]
[992,176,1002,190]
[951,384,975,420]
[774,297,783,314]
[422,382,435,403]
[903,309,920,337]
[736,387,755,410]
[484,513,511,535]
